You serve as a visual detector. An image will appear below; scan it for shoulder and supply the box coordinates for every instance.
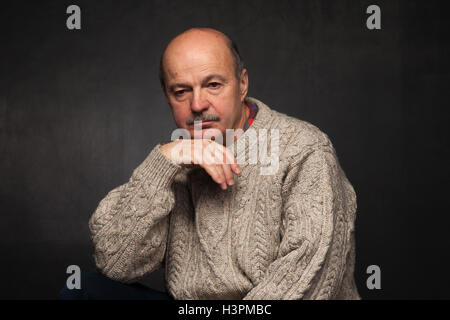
[250,97,332,149]
[247,97,340,173]
[259,101,335,159]
[277,111,332,149]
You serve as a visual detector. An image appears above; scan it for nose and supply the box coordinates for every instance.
[190,89,209,114]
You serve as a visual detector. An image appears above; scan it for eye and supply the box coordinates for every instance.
[208,82,221,88]
[174,89,185,96]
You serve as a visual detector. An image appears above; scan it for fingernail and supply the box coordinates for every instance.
[228,179,234,186]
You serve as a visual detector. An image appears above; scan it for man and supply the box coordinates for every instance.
[60,27,360,300]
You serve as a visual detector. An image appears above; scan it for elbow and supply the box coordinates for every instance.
[92,252,136,284]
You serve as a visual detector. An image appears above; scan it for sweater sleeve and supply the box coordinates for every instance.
[88,143,185,283]
[243,146,357,300]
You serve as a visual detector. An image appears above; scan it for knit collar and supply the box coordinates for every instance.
[243,101,259,131]
[227,96,274,166]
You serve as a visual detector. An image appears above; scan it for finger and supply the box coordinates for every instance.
[206,165,227,190]
[220,145,241,174]
[202,151,226,185]
[212,163,227,187]
[221,163,234,186]
[207,144,231,190]
[211,150,234,186]
[212,163,228,189]
[193,141,224,186]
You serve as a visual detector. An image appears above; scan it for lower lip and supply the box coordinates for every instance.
[194,121,216,127]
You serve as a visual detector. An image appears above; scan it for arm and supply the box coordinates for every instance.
[243,146,357,300]
[88,143,185,283]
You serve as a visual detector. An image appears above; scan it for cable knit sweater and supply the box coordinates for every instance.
[88,97,360,300]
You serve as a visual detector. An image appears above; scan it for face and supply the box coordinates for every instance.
[162,31,248,145]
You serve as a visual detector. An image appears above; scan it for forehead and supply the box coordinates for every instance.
[163,34,234,81]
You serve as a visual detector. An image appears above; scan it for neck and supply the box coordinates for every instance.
[231,101,249,144]
[238,101,250,130]
[222,101,249,147]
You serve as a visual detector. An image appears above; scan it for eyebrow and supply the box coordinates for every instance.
[168,74,228,92]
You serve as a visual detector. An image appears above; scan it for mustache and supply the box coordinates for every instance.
[186,114,220,126]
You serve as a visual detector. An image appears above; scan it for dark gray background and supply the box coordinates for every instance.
[1,0,449,299]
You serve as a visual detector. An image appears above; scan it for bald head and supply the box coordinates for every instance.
[159,28,244,92]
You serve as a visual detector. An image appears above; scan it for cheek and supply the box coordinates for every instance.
[170,103,190,126]
[212,101,234,125]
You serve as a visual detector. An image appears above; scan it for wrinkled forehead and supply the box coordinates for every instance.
[163,35,234,81]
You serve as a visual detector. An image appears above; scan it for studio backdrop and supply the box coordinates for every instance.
[1,0,449,299]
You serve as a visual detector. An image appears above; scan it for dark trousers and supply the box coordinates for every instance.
[58,271,173,300]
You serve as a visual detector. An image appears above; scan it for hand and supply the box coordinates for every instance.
[160,139,241,190]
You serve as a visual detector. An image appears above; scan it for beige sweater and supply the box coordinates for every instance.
[89,97,360,300]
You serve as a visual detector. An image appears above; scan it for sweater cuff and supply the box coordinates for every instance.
[135,143,184,189]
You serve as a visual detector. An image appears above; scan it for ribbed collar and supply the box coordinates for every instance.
[243,101,259,131]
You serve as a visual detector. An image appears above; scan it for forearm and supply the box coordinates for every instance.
[88,144,184,283]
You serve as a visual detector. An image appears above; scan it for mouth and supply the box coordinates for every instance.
[191,121,216,128]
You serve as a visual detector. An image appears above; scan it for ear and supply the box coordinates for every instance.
[239,69,249,102]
